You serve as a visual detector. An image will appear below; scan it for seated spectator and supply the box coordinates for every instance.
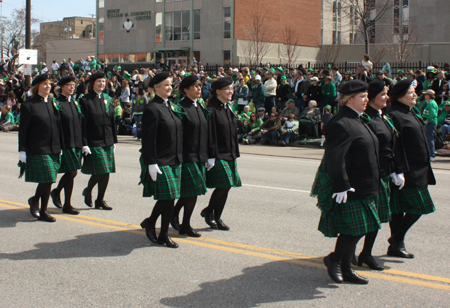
[0,105,15,131]
[298,100,321,138]
[257,107,269,122]
[238,119,250,143]
[439,101,450,140]
[321,105,334,146]
[244,112,263,144]
[260,112,281,145]
[6,92,16,107]
[239,105,251,121]
[279,99,300,121]
[278,113,299,146]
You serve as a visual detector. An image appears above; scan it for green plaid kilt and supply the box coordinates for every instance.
[25,154,61,184]
[376,176,392,223]
[59,148,82,173]
[81,146,115,175]
[206,159,242,189]
[390,185,435,215]
[180,162,207,198]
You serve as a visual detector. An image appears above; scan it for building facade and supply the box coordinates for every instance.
[96,0,321,67]
[40,17,95,40]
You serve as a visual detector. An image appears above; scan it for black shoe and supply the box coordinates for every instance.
[140,218,157,243]
[216,219,230,231]
[95,200,113,210]
[351,252,357,266]
[157,235,179,248]
[357,254,384,270]
[170,216,181,231]
[28,197,40,218]
[38,211,56,222]
[387,238,414,258]
[62,204,80,215]
[342,269,369,284]
[200,208,217,229]
[50,189,62,209]
[179,227,201,237]
[82,188,93,207]
[323,253,343,283]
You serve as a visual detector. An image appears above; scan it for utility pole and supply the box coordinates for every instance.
[25,0,31,87]
[1,0,3,62]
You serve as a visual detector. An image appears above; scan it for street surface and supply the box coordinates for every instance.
[1,133,449,307]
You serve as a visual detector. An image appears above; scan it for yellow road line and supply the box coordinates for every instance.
[1,199,449,290]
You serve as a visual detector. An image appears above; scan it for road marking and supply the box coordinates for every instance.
[1,199,449,291]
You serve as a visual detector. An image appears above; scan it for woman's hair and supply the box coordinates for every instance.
[206,89,217,105]
[136,74,143,82]
[122,80,130,88]
[137,87,144,95]
[425,91,435,100]
[54,86,62,96]
[389,87,412,105]
[7,92,15,100]
[154,77,173,90]
[79,77,85,83]
[244,105,250,110]
[242,119,249,126]
[239,78,245,83]
[249,112,257,123]
[338,93,358,106]
[179,80,201,98]
[309,100,317,107]
[30,80,51,96]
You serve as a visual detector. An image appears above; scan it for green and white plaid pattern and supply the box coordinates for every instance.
[81,146,115,175]
[376,176,392,223]
[180,162,207,198]
[25,154,61,184]
[206,159,242,189]
[59,148,82,173]
[140,160,182,200]
[390,185,435,215]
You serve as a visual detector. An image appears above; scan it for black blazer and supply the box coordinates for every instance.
[432,79,446,95]
[207,98,240,161]
[325,106,380,200]
[19,95,63,155]
[56,95,83,149]
[388,102,436,188]
[365,106,395,177]
[79,91,118,148]
[141,95,183,166]
[179,97,208,163]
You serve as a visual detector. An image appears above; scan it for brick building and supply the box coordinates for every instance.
[40,17,95,40]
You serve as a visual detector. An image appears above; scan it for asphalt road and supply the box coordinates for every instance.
[1,132,449,307]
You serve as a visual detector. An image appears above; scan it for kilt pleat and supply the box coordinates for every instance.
[81,146,115,175]
[376,176,392,223]
[206,159,242,189]
[25,154,60,184]
[390,185,435,215]
[180,162,207,198]
[59,148,82,173]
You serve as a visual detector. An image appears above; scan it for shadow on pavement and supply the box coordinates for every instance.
[0,209,36,228]
[161,260,336,307]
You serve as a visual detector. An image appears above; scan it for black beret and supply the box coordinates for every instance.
[31,74,50,86]
[179,74,199,90]
[338,80,368,95]
[390,79,413,97]
[368,81,386,101]
[148,71,171,88]
[211,77,233,90]
[90,72,105,82]
[322,69,330,75]
[57,76,76,86]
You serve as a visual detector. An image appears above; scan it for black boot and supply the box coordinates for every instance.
[140,218,157,243]
[82,188,93,207]
[342,269,369,284]
[62,204,80,215]
[179,226,201,237]
[28,197,40,218]
[216,219,230,231]
[201,208,217,229]
[95,200,113,210]
[38,211,56,222]
[357,254,384,270]
[387,237,414,258]
[157,234,179,248]
[50,189,62,208]
[323,253,343,283]
[170,216,181,231]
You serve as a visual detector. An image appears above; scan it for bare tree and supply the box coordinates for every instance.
[385,21,421,66]
[316,44,342,65]
[369,44,387,65]
[240,0,273,67]
[281,25,301,68]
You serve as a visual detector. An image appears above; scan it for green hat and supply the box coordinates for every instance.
[427,66,436,74]
[269,68,276,74]
[444,100,450,106]
[123,73,131,81]
[184,72,191,77]
[286,99,295,104]
[307,68,314,72]
[280,76,287,80]
[276,67,283,72]
[212,74,217,78]
[207,77,212,82]
[398,69,403,73]
[63,59,66,62]
[327,64,332,70]
[325,105,331,110]
[262,67,268,71]
[251,70,255,75]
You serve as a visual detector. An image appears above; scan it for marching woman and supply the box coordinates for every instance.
[355,81,395,270]
[170,75,208,237]
[139,72,183,248]
[311,80,381,284]
[387,79,436,258]
[79,72,117,210]
[200,78,241,231]
[50,76,83,215]
[19,74,63,222]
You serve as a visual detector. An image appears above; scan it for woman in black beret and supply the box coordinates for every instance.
[140,72,183,248]
[19,74,63,222]
[387,79,435,258]
[354,81,395,270]
[311,80,381,284]
[79,72,117,211]
[200,77,241,231]
[170,75,209,237]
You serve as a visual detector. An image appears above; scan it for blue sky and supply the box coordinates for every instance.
[1,0,96,26]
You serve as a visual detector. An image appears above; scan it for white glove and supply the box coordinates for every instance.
[82,146,91,156]
[396,173,405,190]
[19,151,26,163]
[148,164,162,181]
[205,158,216,171]
[332,188,355,204]
[389,173,398,184]
[114,144,116,153]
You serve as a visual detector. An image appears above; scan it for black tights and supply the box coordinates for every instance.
[148,199,175,238]
[173,196,197,229]
[204,187,232,221]
[86,174,110,201]
[389,212,421,243]
[331,234,364,272]
[54,171,77,205]
[33,183,52,213]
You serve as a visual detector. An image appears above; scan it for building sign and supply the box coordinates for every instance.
[107,9,151,21]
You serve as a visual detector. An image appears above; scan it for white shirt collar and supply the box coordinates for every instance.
[193,99,197,107]
[95,91,102,99]
[62,93,71,101]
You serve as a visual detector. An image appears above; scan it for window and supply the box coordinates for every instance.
[223,7,231,39]
[155,12,162,42]
[81,20,83,25]
[349,2,358,43]
[394,0,409,35]
[332,1,341,44]
[223,50,230,65]
[193,10,200,39]
[165,10,190,41]
[99,0,104,8]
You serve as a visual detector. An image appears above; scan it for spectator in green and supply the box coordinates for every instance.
[422,67,436,91]
[422,90,438,161]
[88,56,97,71]
[252,75,266,111]
[279,99,300,121]
[239,105,251,121]
[278,113,299,146]
[439,101,450,140]
[243,112,263,144]
[321,76,337,111]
